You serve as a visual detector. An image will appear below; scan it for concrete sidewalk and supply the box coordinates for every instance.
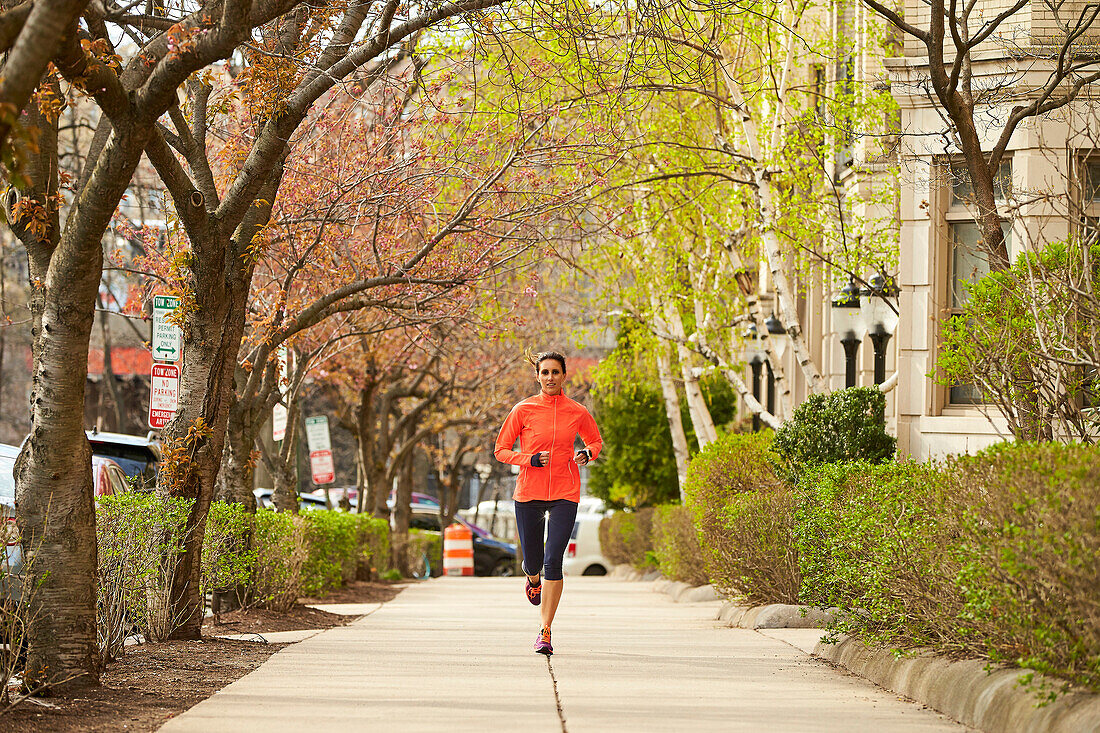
[160,577,966,732]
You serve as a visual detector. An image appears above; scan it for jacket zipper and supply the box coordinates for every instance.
[548,396,558,500]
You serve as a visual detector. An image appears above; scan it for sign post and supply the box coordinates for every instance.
[272,404,288,442]
[304,415,335,485]
[148,363,180,429]
[272,347,290,442]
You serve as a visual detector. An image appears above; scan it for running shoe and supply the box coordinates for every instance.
[534,627,553,655]
[525,577,542,606]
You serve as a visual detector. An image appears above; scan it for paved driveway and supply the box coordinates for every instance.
[160,577,966,732]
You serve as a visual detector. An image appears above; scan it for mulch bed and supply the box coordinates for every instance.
[0,580,406,732]
[0,639,283,732]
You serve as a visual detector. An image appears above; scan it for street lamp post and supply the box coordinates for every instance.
[859,274,901,385]
[763,314,787,418]
[831,280,866,388]
[744,324,764,432]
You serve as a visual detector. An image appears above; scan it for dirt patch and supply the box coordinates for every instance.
[0,580,407,732]
[0,638,283,733]
[301,579,406,605]
[204,604,349,635]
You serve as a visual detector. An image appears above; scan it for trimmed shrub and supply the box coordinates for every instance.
[773,387,895,481]
[794,460,959,647]
[354,514,391,579]
[300,511,360,596]
[796,443,1100,695]
[947,442,1100,695]
[683,431,799,603]
[597,509,655,569]
[393,529,442,577]
[202,501,254,603]
[598,516,623,564]
[96,493,193,647]
[650,505,707,585]
[252,509,308,611]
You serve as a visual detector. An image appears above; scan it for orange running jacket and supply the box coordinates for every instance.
[494,391,603,503]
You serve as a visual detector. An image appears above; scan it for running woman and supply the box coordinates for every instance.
[494,351,603,656]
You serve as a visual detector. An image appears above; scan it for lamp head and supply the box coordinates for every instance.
[860,273,900,336]
[832,280,861,309]
[764,313,789,359]
[742,322,763,364]
[833,279,867,341]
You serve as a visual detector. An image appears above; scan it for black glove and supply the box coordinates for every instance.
[530,453,544,467]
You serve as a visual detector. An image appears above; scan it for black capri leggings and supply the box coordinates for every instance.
[514,499,578,582]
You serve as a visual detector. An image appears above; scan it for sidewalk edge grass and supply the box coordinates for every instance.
[813,635,1100,733]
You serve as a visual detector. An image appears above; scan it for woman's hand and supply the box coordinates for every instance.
[573,449,590,466]
[534,451,550,467]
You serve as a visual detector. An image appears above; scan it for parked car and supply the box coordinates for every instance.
[387,491,440,509]
[407,508,517,576]
[86,430,160,489]
[92,455,130,497]
[254,488,329,511]
[0,443,23,603]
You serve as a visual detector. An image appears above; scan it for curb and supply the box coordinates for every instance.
[715,601,837,630]
[814,636,1100,733]
[611,564,833,628]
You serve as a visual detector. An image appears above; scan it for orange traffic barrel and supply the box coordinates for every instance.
[443,523,474,576]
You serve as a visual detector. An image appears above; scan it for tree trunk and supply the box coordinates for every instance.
[157,281,250,640]
[392,450,414,573]
[13,84,155,690]
[653,340,690,499]
[717,39,826,395]
[218,396,259,507]
[663,300,718,446]
[353,380,381,515]
[272,395,302,514]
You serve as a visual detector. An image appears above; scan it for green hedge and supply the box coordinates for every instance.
[96,493,193,649]
[203,500,255,603]
[393,529,442,577]
[597,505,707,584]
[794,460,957,645]
[96,498,395,622]
[773,387,895,481]
[597,508,655,569]
[684,433,1100,696]
[683,431,799,603]
[650,505,707,585]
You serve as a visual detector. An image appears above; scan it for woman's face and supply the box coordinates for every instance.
[536,358,566,396]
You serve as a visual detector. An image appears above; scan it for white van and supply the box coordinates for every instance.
[562,498,613,576]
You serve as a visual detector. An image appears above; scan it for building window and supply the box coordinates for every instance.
[943,160,1012,406]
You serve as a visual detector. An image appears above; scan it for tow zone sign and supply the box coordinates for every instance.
[305,415,335,485]
[148,363,179,429]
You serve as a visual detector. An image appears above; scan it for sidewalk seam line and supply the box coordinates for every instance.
[545,657,568,733]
